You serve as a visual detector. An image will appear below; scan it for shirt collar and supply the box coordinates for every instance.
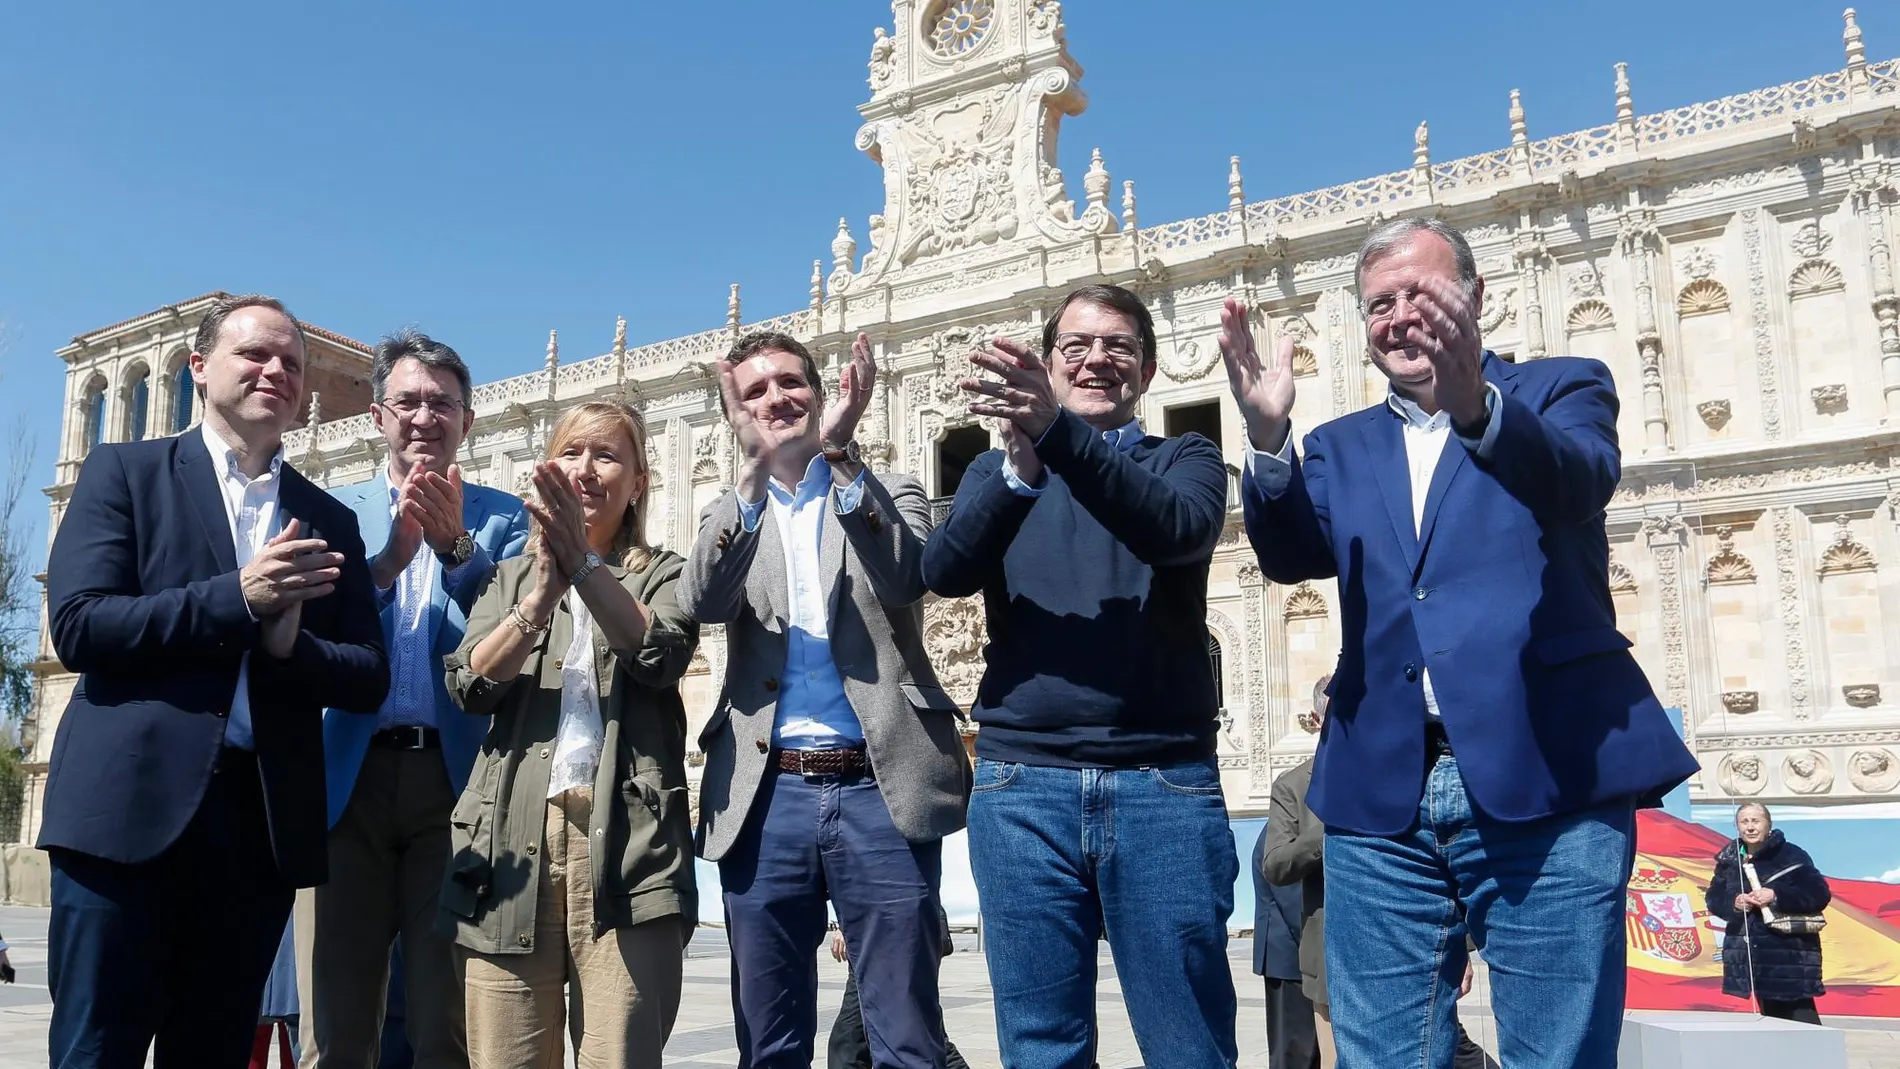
[1103,418,1144,452]
[767,452,833,508]
[201,421,285,485]
[1385,391,1451,431]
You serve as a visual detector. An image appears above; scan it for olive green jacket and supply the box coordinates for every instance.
[439,550,699,956]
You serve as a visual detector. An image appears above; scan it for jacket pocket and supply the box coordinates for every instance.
[442,790,496,919]
[1531,626,1633,666]
[616,774,693,897]
[901,682,961,713]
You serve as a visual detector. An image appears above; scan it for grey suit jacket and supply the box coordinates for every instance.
[677,470,972,862]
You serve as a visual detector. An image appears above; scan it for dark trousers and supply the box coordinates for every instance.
[829,963,969,1069]
[1263,979,1319,1069]
[1760,997,1823,1025]
[720,768,945,1069]
[49,750,296,1069]
[1452,1018,1499,1069]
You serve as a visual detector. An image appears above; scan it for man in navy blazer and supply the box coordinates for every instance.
[1221,218,1696,1069]
[40,294,389,1068]
[296,329,527,1069]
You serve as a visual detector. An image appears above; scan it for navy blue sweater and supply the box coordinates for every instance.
[922,409,1229,767]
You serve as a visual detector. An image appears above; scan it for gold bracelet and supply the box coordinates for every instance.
[506,604,550,636]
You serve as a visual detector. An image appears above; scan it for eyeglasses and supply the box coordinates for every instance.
[1362,282,1476,322]
[1052,332,1142,364]
[378,394,465,419]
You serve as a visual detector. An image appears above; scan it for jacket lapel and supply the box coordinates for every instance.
[1360,410,1420,575]
[745,499,788,634]
[176,426,238,572]
[359,472,394,560]
[1413,353,1517,574]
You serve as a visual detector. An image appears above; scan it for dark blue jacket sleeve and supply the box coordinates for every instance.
[1035,411,1227,567]
[1241,430,1337,585]
[1476,359,1622,526]
[1706,851,1740,924]
[921,450,1036,599]
[251,505,389,714]
[1765,843,1833,915]
[48,446,258,672]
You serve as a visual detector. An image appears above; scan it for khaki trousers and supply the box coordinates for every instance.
[459,789,685,1069]
[296,746,466,1069]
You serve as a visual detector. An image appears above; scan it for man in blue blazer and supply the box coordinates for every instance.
[295,328,528,1069]
[1221,218,1697,1069]
[41,294,389,1068]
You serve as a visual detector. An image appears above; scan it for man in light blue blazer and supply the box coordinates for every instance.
[295,329,529,1069]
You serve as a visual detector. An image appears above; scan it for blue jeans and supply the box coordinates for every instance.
[719,769,945,1069]
[1323,754,1635,1069]
[968,757,1238,1069]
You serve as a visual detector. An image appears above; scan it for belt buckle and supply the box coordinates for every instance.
[796,750,821,777]
[395,725,426,751]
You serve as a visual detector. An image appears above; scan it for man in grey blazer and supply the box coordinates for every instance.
[678,329,970,1069]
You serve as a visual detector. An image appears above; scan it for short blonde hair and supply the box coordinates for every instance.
[540,400,655,573]
[1735,802,1773,832]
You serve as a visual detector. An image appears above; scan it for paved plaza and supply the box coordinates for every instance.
[0,906,1894,1067]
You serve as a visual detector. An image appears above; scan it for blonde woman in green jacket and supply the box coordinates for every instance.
[441,400,699,1069]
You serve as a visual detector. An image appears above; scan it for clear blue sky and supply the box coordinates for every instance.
[0,1,1881,570]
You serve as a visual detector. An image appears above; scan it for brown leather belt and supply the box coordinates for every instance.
[774,746,870,778]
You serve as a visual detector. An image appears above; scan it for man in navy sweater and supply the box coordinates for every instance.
[923,283,1234,1069]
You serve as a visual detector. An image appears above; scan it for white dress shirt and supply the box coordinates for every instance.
[736,453,868,749]
[1246,385,1502,718]
[202,422,285,751]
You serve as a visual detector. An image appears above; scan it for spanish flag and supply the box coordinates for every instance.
[1625,809,1900,1016]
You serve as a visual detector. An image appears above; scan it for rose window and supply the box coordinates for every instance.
[928,0,994,57]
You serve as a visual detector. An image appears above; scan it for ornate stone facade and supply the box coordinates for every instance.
[20,5,1900,836]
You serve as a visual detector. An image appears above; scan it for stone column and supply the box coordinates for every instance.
[1238,563,1276,796]
[1643,515,1693,739]
[1513,228,1550,360]
[1771,507,1815,720]
[1742,207,1788,440]
[1619,208,1671,451]
[1850,163,1900,419]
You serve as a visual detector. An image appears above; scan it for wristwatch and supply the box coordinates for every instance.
[435,531,475,569]
[570,550,604,588]
[821,439,862,466]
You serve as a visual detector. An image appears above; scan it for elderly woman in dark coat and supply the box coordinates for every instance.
[1705,803,1830,1024]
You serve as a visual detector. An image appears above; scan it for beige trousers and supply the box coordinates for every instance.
[459,788,685,1069]
[296,746,466,1069]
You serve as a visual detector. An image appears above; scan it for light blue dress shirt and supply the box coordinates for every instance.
[736,453,868,749]
[374,480,472,730]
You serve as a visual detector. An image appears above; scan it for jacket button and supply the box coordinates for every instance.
[539,747,550,758]
[553,657,564,669]
[716,534,731,550]
[1404,663,1419,682]
[526,843,536,855]
[867,510,883,533]
[1414,588,1428,601]
[756,739,770,753]
[763,677,779,692]
[518,934,530,948]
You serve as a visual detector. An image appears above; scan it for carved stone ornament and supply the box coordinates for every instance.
[1678,245,1720,281]
[868,27,896,91]
[1782,750,1834,794]
[1160,338,1218,382]
[1283,581,1329,621]
[1705,526,1757,584]
[1811,383,1850,414]
[1290,346,1319,378]
[1478,287,1516,333]
[1849,748,1900,793]
[1844,684,1882,708]
[926,0,996,58]
[1789,259,1846,296]
[1717,752,1768,796]
[922,596,988,705]
[1697,398,1733,431]
[1677,279,1731,317]
[1608,557,1638,594]
[1566,299,1616,334]
[1789,220,1833,260]
[1722,690,1761,714]
[1819,515,1876,574]
[1027,0,1063,39]
[645,440,665,488]
[1565,261,1604,298]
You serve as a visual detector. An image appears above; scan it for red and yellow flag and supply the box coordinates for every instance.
[1624,809,1900,1017]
